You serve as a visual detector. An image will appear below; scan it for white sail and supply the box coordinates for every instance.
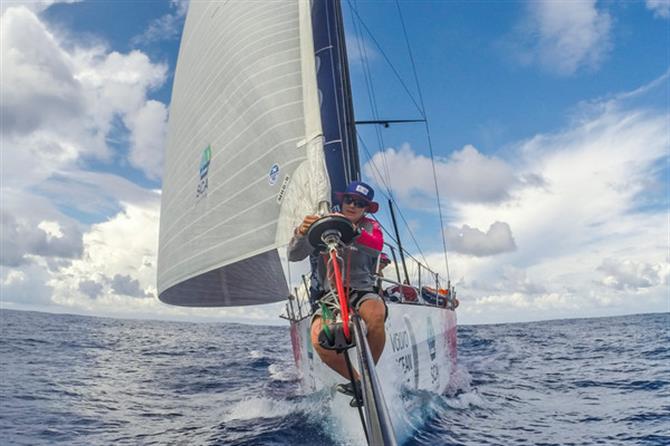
[158,0,329,306]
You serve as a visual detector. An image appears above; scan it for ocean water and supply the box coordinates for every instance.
[1,309,668,446]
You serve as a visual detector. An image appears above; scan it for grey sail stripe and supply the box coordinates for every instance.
[174,3,294,101]
[169,13,299,149]
[163,64,302,191]
[161,132,303,239]
[162,151,305,248]
[172,3,295,109]
[165,57,301,187]
[169,3,221,92]
[161,87,303,212]
[159,220,277,290]
[160,218,279,284]
[166,38,301,178]
[171,39,299,154]
[162,152,305,248]
[162,187,283,262]
[160,114,303,236]
[175,1,231,72]
[160,131,304,240]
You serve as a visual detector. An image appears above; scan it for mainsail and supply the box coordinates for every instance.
[158,0,359,306]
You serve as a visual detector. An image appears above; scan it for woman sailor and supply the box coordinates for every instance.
[288,181,386,407]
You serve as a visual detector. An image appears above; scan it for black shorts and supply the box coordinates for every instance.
[311,290,388,324]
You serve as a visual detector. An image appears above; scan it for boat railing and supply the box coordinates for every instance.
[378,242,458,309]
[279,285,312,322]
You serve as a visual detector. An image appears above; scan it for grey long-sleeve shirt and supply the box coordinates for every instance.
[287,217,383,293]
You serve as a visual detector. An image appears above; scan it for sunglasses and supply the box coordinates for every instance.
[343,195,369,208]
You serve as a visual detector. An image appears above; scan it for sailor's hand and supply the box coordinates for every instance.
[298,215,319,236]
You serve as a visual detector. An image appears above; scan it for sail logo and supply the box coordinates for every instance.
[268,163,280,186]
[199,145,211,179]
[276,175,291,203]
[196,145,211,199]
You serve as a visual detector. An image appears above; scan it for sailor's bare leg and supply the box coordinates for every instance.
[357,299,386,364]
[311,316,360,380]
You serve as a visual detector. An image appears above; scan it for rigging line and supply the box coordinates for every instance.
[357,133,429,267]
[345,1,437,271]
[349,1,393,199]
[357,134,427,266]
[349,2,381,150]
[395,0,451,280]
[345,0,425,120]
[354,128,393,205]
[370,214,433,277]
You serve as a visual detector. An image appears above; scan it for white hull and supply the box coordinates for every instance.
[289,301,458,397]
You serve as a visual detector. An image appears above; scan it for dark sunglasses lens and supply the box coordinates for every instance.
[344,196,367,208]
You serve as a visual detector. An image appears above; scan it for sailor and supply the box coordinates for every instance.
[288,181,386,406]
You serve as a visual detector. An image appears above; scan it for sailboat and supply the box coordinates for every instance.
[157,1,458,443]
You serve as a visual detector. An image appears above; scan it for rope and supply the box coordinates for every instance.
[349,1,394,199]
[345,0,424,118]
[357,134,429,266]
[345,248,352,302]
[394,0,451,281]
[330,249,351,340]
[346,1,450,281]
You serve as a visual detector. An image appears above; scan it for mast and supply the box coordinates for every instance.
[311,0,360,204]
[334,1,361,180]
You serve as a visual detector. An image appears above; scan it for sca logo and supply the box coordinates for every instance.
[268,163,280,186]
[196,145,211,199]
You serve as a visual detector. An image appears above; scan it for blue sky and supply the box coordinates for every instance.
[1,0,668,324]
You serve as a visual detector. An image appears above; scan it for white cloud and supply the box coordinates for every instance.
[1,5,168,183]
[510,0,612,75]
[78,278,104,299]
[393,77,668,323]
[598,258,668,291]
[646,0,670,18]
[345,34,379,66]
[110,273,148,298]
[363,144,526,206]
[45,199,160,307]
[0,5,179,318]
[0,211,83,267]
[1,6,84,137]
[1,195,288,323]
[1,263,55,307]
[497,265,547,294]
[445,221,517,257]
[124,100,168,180]
[0,0,79,15]
[130,0,188,46]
